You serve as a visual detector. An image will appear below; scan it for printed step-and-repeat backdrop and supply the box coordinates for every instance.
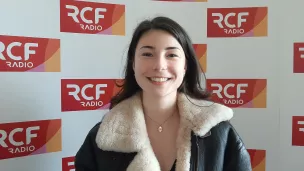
[0,0,303,171]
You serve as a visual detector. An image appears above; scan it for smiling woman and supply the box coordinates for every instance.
[134,29,186,99]
[74,16,252,171]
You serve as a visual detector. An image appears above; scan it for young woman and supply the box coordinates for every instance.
[74,16,252,171]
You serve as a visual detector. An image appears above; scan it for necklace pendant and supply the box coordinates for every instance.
[158,126,163,132]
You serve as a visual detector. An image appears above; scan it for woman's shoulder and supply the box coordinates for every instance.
[75,121,139,170]
[199,121,252,170]
[209,121,241,137]
[208,120,247,148]
[76,122,102,152]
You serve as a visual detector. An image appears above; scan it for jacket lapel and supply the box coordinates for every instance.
[95,92,233,171]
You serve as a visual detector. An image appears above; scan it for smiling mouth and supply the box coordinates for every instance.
[147,77,172,82]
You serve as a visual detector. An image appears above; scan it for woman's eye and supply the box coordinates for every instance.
[168,54,178,57]
[142,53,152,57]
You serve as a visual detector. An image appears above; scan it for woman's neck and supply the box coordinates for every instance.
[141,91,178,123]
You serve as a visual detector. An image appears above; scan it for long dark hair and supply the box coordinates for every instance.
[110,16,212,109]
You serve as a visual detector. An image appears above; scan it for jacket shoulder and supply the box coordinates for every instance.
[74,122,137,171]
[74,122,102,171]
[210,121,246,148]
[77,122,102,151]
[207,121,252,171]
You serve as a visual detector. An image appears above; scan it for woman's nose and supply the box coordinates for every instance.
[152,55,167,71]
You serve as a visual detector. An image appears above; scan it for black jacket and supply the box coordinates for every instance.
[75,92,252,171]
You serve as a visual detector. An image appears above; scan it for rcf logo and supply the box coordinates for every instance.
[61,79,123,112]
[62,156,75,171]
[60,0,125,35]
[0,35,60,72]
[247,149,266,171]
[292,116,304,146]
[207,7,268,37]
[293,43,304,73]
[193,44,207,72]
[206,79,267,108]
[0,119,61,160]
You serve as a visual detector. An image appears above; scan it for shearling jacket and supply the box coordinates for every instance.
[74,92,252,171]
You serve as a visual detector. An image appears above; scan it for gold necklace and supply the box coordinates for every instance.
[145,111,175,132]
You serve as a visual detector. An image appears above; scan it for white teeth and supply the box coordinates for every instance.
[150,77,169,82]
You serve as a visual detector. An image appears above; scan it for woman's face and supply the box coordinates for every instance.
[133,29,187,97]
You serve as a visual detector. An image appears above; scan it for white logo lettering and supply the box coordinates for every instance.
[67,83,107,107]
[66,5,107,31]
[298,121,304,132]
[0,41,37,68]
[299,48,304,58]
[0,42,38,61]
[68,161,74,167]
[0,126,39,154]
[211,83,248,105]
[211,83,248,98]
[212,12,249,35]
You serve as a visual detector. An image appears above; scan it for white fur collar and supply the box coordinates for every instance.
[96,92,233,171]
